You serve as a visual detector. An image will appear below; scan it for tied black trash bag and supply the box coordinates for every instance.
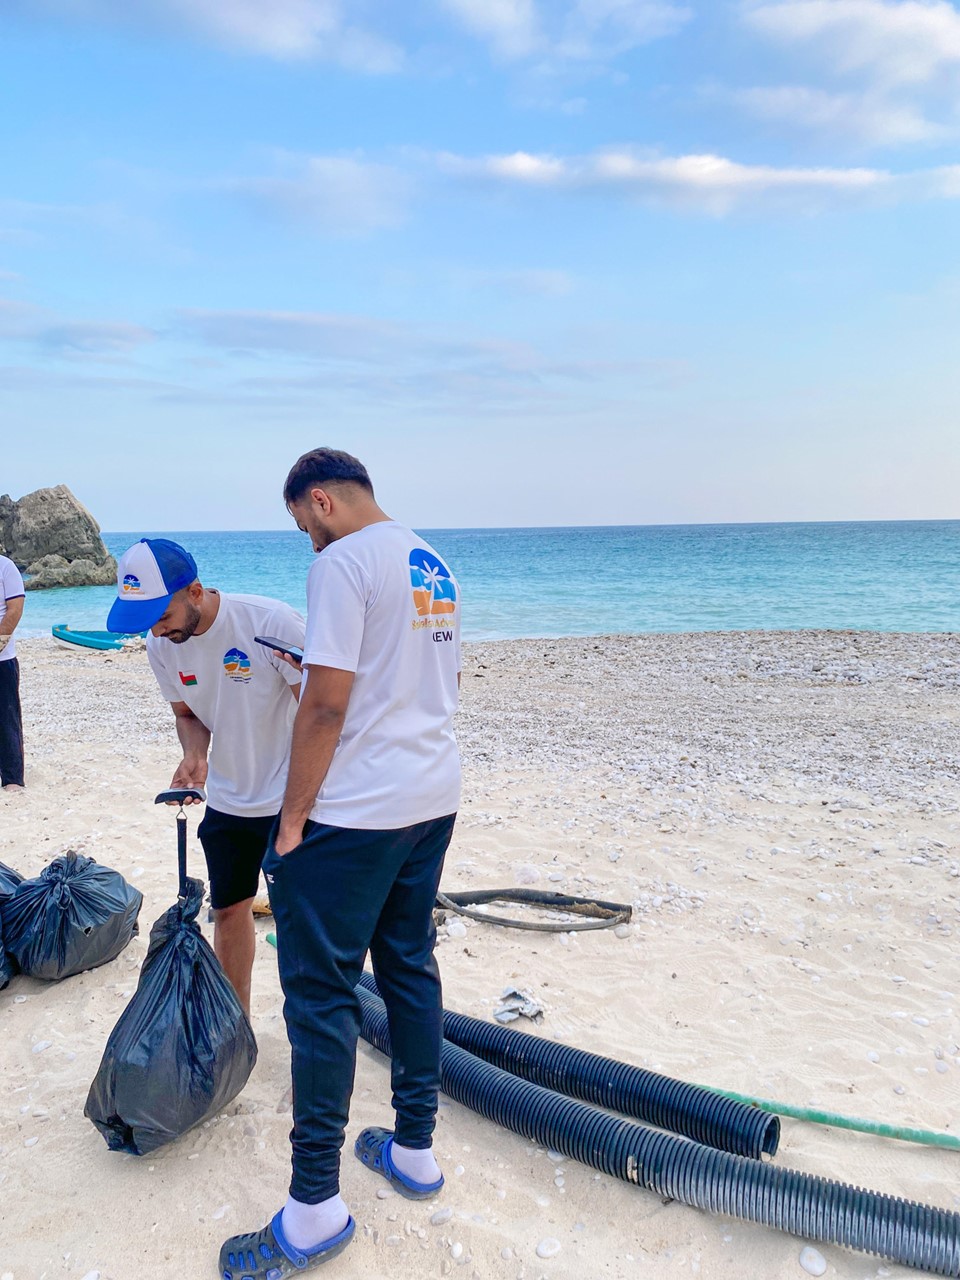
[0,861,24,990]
[0,851,142,982]
[85,876,258,1155]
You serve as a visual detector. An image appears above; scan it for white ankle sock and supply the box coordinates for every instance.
[280,1193,349,1251]
[390,1141,442,1185]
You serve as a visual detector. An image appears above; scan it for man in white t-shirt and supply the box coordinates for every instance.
[107,538,305,1013]
[0,555,26,791]
[222,449,460,1277]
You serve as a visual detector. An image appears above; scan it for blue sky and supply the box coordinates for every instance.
[2,0,959,530]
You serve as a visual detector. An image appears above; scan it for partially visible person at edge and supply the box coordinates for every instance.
[221,448,461,1277]
[106,538,305,1015]
[0,554,26,791]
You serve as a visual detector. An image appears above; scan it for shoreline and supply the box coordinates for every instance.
[2,631,957,1279]
[15,622,960,643]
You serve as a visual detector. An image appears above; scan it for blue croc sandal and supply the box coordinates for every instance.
[219,1210,355,1279]
[354,1126,444,1200]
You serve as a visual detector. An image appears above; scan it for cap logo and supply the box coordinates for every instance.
[223,648,251,683]
[122,574,143,594]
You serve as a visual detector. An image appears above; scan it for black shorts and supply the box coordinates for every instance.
[197,805,278,910]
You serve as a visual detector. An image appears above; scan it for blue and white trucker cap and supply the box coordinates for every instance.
[106,538,198,633]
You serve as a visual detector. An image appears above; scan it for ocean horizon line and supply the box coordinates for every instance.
[101,516,960,537]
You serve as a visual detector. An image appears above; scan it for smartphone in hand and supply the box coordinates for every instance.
[254,635,304,664]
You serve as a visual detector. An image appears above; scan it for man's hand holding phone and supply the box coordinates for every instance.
[254,634,303,668]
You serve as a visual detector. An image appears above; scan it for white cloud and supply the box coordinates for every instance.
[731,84,947,145]
[451,151,571,183]
[919,164,960,196]
[17,0,402,68]
[558,0,692,58]
[229,154,412,234]
[39,321,156,355]
[439,147,891,211]
[438,0,540,58]
[437,0,690,61]
[171,305,686,415]
[17,0,688,69]
[0,297,156,356]
[744,0,960,87]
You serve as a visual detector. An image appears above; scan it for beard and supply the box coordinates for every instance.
[165,600,202,644]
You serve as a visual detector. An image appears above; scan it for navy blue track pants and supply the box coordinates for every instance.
[0,658,23,788]
[264,812,456,1205]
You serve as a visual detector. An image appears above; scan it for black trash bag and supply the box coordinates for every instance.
[84,876,258,1155]
[0,851,142,982]
[0,861,24,990]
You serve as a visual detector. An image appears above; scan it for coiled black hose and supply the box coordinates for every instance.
[355,971,779,1159]
[357,984,960,1276]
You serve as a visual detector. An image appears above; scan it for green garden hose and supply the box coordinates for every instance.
[706,1088,960,1152]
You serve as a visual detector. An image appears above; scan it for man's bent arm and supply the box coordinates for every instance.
[275,665,354,855]
[170,700,211,798]
[0,596,24,638]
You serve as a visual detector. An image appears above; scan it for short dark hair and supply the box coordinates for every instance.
[283,448,374,505]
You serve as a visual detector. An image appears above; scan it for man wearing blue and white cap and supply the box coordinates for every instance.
[108,538,305,1013]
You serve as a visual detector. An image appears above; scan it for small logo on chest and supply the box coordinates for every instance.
[223,648,252,683]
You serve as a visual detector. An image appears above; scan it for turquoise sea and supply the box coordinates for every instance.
[18,521,960,641]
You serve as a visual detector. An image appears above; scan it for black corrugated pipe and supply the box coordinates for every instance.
[356,983,960,1276]
[355,971,779,1159]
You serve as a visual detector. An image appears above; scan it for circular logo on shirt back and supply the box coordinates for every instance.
[409,549,457,618]
[223,648,252,682]
[122,574,142,594]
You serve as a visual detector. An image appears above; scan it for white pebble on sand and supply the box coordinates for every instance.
[81,1273,101,1280]
[376,1188,393,1199]
[431,1208,453,1225]
[447,921,467,939]
[799,1246,826,1275]
[536,1238,561,1259]
[450,1242,463,1259]
[32,1040,52,1053]
[867,1051,880,1063]
[212,1205,230,1220]
[23,1137,38,1147]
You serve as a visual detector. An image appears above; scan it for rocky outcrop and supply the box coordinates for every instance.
[0,485,117,591]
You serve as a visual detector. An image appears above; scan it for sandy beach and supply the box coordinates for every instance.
[1,631,957,1280]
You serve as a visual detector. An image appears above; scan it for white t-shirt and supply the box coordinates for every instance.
[147,593,305,817]
[0,557,25,664]
[303,521,461,830]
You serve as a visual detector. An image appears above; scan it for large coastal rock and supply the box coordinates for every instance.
[0,485,117,591]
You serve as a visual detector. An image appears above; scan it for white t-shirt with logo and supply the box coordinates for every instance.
[147,593,305,817]
[0,557,25,664]
[303,521,461,830]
